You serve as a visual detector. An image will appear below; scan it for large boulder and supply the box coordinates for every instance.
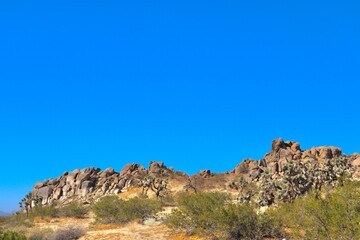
[66,170,79,185]
[120,163,147,176]
[272,138,285,152]
[198,169,211,178]
[100,168,115,178]
[352,157,360,167]
[231,159,258,175]
[149,161,166,174]
[47,178,58,186]
[37,186,53,199]
[34,182,44,189]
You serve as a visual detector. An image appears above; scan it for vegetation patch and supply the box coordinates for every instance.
[166,191,282,239]
[48,227,85,240]
[93,196,162,224]
[0,230,27,240]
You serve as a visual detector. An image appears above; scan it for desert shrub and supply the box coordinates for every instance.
[57,202,88,218]
[48,227,85,240]
[0,230,27,240]
[28,232,45,240]
[124,197,162,219]
[29,205,58,219]
[92,196,124,224]
[93,196,162,224]
[166,192,230,236]
[279,181,360,239]
[216,204,282,240]
[166,192,283,239]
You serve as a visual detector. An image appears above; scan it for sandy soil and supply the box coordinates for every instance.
[81,222,173,240]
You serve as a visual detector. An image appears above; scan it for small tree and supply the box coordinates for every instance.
[184,176,198,194]
[139,176,169,200]
[19,192,42,216]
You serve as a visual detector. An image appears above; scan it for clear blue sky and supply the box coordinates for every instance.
[0,0,359,212]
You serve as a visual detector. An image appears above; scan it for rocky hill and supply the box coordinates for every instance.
[27,138,360,207]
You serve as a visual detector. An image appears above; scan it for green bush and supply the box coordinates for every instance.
[124,197,162,219]
[217,204,282,239]
[29,205,58,219]
[166,192,282,239]
[57,202,88,218]
[279,181,360,239]
[92,196,162,224]
[166,192,229,236]
[0,230,27,240]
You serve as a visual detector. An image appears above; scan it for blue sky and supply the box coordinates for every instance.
[0,0,359,212]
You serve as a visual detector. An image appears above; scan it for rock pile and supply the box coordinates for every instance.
[28,139,360,207]
[230,138,356,181]
[31,162,163,205]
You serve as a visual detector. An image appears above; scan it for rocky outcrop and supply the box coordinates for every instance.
[230,138,359,181]
[31,163,157,205]
[28,139,360,206]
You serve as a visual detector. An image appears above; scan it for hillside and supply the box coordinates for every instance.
[26,138,360,208]
[2,138,359,240]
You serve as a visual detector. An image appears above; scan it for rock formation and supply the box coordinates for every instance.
[230,138,357,181]
[31,162,163,205]
[27,139,360,207]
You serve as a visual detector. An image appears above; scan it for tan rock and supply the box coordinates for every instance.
[291,142,301,152]
[198,169,211,178]
[272,138,285,152]
[351,157,360,167]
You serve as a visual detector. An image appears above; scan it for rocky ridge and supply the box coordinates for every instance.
[31,161,174,206]
[29,139,360,206]
[231,138,359,180]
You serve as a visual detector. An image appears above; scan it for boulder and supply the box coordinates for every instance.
[120,163,147,176]
[81,181,95,196]
[272,138,285,152]
[259,159,267,168]
[149,161,166,174]
[66,171,79,185]
[198,169,211,178]
[81,180,95,189]
[232,159,257,174]
[319,147,333,159]
[330,147,342,157]
[249,167,262,179]
[48,178,59,186]
[77,171,91,183]
[100,168,115,178]
[279,148,293,160]
[37,186,53,199]
[34,182,44,189]
[53,188,63,200]
[120,163,136,175]
[268,162,279,175]
[351,157,360,167]
[291,142,301,152]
